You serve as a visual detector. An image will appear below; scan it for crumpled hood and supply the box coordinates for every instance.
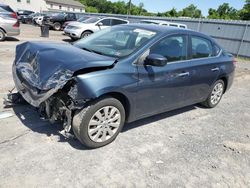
[13,41,116,107]
[14,41,116,90]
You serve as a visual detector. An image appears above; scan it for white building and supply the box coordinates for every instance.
[0,0,85,13]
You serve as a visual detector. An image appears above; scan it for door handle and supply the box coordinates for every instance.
[211,67,219,72]
[177,72,190,77]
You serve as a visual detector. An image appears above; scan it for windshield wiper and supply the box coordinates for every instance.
[81,47,104,56]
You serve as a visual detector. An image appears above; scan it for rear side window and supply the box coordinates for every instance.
[150,35,188,62]
[100,19,111,26]
[0,5,14,13]
[111,19,127,26]
[191,36,213,59]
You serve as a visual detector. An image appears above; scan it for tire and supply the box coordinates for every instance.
[53,22,61,31]
[81,31,92,38]
[0,29,6,42]
[72,96,125,148]
[201,79,225,108]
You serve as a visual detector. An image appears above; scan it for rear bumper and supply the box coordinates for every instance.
[6,28,20,36]
[225,70,235,92]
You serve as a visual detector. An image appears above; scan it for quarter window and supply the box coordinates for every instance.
[191,36,213,59]
[150,35,188,62]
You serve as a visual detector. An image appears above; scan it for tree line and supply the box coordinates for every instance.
[79,0,250,20]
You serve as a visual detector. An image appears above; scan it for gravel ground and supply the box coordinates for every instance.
[0,24,250,188]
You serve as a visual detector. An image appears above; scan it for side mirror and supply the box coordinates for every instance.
[145,54,168,67]
[96,22,103,26]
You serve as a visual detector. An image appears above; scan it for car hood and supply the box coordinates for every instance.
[13,41,117,106]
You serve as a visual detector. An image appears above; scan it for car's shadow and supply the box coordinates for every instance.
[5,37,19,42]
[11,103,199,150]
[12,104,86,150]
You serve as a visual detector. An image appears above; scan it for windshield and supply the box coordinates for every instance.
[77,16,90,22]
[74,26,158,58]
[83,17,100,23]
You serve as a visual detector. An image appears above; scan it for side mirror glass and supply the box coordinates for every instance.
[145,54,168,67]
[97,22,103,26]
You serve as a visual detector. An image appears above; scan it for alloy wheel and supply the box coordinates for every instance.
[210,82,224,105]
[88,106,121,143]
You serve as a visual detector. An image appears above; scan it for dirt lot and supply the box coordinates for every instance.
[0,24,250,188]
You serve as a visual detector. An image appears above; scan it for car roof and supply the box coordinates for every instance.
[141,20,172,24]
[101,17,128,21]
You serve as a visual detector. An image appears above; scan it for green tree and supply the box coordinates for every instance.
[179,4,202,18]
[86,6,98,13]
[240,0,250,20]
[207,3,240,20]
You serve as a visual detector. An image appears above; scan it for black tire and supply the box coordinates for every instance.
[81,31,92,38]
[53,22,61,31]
[201,79,225,108]
[0,29,6,42]
[72,96,125,148]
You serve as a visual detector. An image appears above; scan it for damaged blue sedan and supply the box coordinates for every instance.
[12,24,235,148]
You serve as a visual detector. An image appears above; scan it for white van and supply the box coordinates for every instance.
[140,20,187,29]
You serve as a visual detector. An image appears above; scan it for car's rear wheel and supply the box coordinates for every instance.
[81,31,92,38]
[202,79,225,108]
[0,29,6,42]
[53,22,61,31]
[72,97,125,148]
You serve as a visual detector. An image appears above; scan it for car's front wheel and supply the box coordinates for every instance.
[72,97,125,148]
[81,31,92,38]
[202,79,225,108]
[0,29,6,42]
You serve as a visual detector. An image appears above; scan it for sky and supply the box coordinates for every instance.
[110,0,246,16]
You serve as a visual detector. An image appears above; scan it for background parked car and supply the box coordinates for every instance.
[0,3,20,41]
[21,12,46,24]
[64,17,129,40]
[44,12,77,31]
[62,16,91,29]
[140,20,187,29]
[17,10,34,23]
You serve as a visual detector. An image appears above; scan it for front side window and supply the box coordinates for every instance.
[191,36,213,59]
[74,26,157,58]
[150,35,188,62]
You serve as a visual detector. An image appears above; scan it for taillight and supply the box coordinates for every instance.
[233,57,237,66]
[13,21,20,28]
[11,12,18,19]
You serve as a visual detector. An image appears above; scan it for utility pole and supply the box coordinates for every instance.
[127,0,132,19]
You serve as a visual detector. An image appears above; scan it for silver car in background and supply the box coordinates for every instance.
[0,3,20,41]
[64,17,129,40]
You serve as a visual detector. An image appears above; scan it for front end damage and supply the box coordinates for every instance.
[11,41,117,134]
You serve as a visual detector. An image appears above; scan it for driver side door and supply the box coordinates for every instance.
[136,34,195,119]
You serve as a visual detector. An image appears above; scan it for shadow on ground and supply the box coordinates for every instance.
[5,37,19,42]
[11,103,198,150]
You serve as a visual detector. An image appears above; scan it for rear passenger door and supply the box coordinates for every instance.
[188,35,221,101]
